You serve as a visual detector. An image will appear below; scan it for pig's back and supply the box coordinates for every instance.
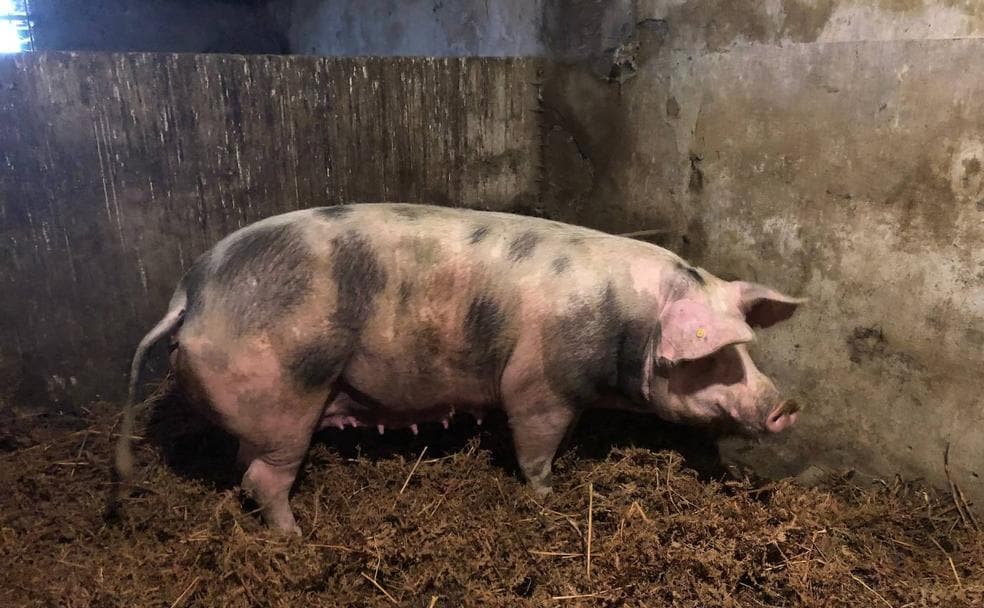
[302,202,665,284]
[180,203,676,336]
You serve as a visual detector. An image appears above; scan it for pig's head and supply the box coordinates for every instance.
[640,270,805,436]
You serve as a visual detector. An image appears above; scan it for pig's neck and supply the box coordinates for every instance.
[608,313,661,409]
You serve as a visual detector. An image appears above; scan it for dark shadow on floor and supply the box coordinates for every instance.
[143,385,240,491]
[143,383,730,492]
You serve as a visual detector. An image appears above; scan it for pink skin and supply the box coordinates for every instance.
[314,276,799,505]
[319,391,474,435]
[174,275,800,535]
[174,334,327,535]
[643,343,799,434]
[149,206,806,536]
[638,278,805,434]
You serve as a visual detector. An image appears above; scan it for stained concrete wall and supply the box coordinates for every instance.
[284,0,642,61]
[538,1,984,505]
[641,0,984,48]
[0,53,540,411]
[287,0,545,56]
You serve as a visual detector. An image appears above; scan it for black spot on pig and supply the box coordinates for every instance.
[398,281,413,307]
[551,256,571,274]
[331,231,387,330]
[468,225,490,244]
[508,231,540,262]
[615,319,661,402]
[315,205,354,220]
[677,262,705,286]
[410,324,443,378]
[542,284,624,403]
[212,224,314,334]
[465,295,504,345]
[462,294,509,378]
[287,340,346,390]
[393,205,437,220]
[415,324,443,359]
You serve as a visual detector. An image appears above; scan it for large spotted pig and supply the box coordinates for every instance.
[113,203,804,534]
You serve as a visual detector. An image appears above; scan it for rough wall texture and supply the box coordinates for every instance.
[639,0,984,48]
[285,0,640,62]
[0,52,540,410]
[540,2,984,503]
[287,0,546,56]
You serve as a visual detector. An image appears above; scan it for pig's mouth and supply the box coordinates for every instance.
[693,399,802,438]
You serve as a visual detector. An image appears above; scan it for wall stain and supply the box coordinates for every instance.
[666,96,681,118]
[877,0,925,13]
[688,154,704,194]
[780,0,836,43]
[886,155,960,247]
[961,157,981,188]
[847,326,924,377]
[665,0,773,49]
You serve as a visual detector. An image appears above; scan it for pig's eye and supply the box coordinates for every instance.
[668,347,745,392]
[676,356,715,376]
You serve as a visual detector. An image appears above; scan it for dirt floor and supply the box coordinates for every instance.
[1,383,982,607]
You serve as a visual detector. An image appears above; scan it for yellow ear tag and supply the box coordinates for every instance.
[696,327,707,339]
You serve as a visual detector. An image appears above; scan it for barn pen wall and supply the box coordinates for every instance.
[0,52,541,411]
[535,2,984,506]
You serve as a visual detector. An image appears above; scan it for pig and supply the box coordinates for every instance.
[112,203,804,534]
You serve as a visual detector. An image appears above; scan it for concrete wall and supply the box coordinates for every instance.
[538,1,984,504]
[284,0,642,62]
[641,0,984,48]
[287,0,545,56]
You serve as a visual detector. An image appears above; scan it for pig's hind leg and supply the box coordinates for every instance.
[501,385,579,497]
[180,339,336,535]
[234,388,330,536]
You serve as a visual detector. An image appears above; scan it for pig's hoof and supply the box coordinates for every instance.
[532,484,553,499]
[269,521,303,537]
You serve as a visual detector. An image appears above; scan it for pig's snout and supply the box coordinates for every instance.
[765,399,800,433]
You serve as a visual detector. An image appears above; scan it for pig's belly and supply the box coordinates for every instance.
[318,356,498,432]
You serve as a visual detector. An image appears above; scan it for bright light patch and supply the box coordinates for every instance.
[0,0,31,54]
[0,24,25,53]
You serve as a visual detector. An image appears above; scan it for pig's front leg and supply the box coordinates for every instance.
[502,387,579,497]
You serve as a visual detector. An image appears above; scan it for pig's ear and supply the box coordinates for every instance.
[733,281,807,329]
[656,298,754,363]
